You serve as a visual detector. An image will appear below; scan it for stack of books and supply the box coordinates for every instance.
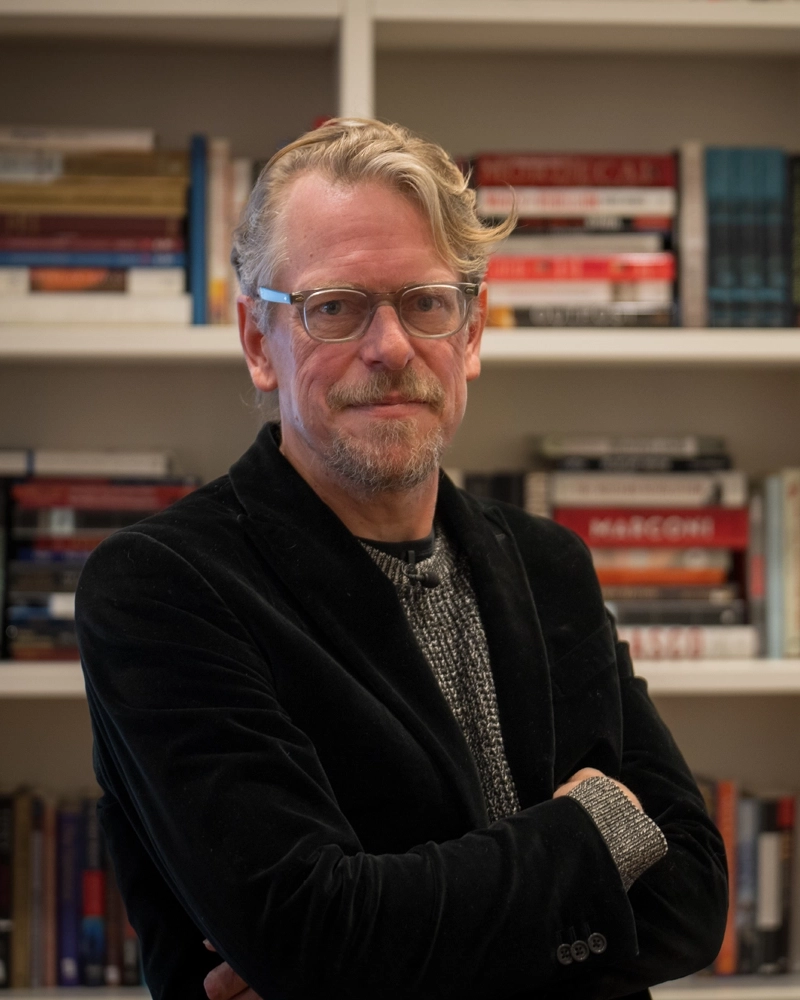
[0,125,192,324]
[472,152,677,327]
[704,779,799,977]
[0,789,141,989]
[0,448,197,662]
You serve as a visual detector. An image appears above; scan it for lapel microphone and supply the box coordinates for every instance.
[404,549,441,588]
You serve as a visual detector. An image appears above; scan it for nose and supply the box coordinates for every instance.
[358,300,416,370]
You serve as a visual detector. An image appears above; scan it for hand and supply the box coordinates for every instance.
[553,766,642,811]
[203,940,264,1000]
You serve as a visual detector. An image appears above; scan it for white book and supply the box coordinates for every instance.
[617,625,758,660]
[0,149,63,183]
[477,186,677,219]
[33,449,172,478]
[0,126,155,152]
[127,267,185,297]
[611,281,673,305]
[497,233,663,254]
[0,293,192,323]
[678,141,708,328]
[488,280,612,306]
[549,470,747,508]
[538,434,726,458]
[0,267,28,294]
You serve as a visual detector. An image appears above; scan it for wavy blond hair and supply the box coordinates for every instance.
[232,118,515,328]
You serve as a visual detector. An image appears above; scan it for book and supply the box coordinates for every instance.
[189,134,208,325]
[748,490,767,657]
[537,434,727,458]
[493,232,664,254]
[0,126,155,152]
[10,788,32,988]
[41,798,57,987]
[0,795,11,988]
[678,141,708,328]
[602,584,739,602]
[477,186,677,219]
[553,506,750,548]
[488,280,673,306]
[0,234,184,253]
[79,798,105,987]
[547,470,747,509]
[737,795,761,974]
[781,470,800,656]
[0,149,187,182]
[541,455,732,472]
[57,802,82,987]
[11,479,196,511]
[486,253,675,282]
[512,216,673,235]
[714,779,739,974]
[0,250,185,268]
[0,177,188,216]
[487,303,674,328]
[1,266,185,293]
[764,474,786,658]
[207,137,232,325]
[473,153,677,188]
[604,598,745,626]
[104,863,123,986]
[617,625,759,659]
[756,796,795,974]
[0,212,184,239]
[0,292,192,323]
[0,448,172,478]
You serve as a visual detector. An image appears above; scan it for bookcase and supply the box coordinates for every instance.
[3,1,800,996]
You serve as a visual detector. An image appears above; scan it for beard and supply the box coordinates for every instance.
[323,368,448,494]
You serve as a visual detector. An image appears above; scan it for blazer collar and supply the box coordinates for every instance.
[229,423,554,816]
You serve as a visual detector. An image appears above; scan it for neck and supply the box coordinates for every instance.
[278,428,438,542]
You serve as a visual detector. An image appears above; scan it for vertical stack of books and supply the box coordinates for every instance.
[704,779,798,977]
[759,469,800,659]
[472,152,677,327]
[0,125,191,324]
[0,448,197,663]
[534,434,755,658]
[0,789,141,989]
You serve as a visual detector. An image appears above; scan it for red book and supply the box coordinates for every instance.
[0,213,184,239]
[0,235,184,253]
[474,153,677,188]
[486,253,675,282]
[553,507,749,549]
[714,780,738,975]
[12,479,195,511]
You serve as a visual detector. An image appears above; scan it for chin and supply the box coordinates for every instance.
[325,421,446,494]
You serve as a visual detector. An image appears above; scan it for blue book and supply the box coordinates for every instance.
[188,134,208,325]
[737,795,760,972]
[706,148,735,326]
[79,798,106,987]
[764,473,785,658]
[733,148,760,327]
[761,149,790,326]
[57,803,82,987]
[0,250,185,268]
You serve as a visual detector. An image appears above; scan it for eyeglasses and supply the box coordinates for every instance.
[257,282,480,343]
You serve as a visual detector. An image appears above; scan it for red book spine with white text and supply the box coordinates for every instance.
[553,507,749,549]
[473,153,677,188]
[487,253,675,282]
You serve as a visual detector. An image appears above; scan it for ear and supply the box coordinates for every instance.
[464,282,487,382]
[238,295,278,393]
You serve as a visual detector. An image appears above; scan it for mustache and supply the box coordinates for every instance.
[326,369,446,414]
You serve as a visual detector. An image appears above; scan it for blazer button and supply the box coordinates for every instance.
[571,940,590,962]
[556,944,573,966]
[588,932,607,954]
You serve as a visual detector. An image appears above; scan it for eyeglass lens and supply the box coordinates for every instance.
[303,285,468,341]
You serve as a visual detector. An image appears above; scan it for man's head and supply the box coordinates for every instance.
[233,119,513,500]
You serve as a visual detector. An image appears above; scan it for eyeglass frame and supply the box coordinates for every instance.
[256,281,481,343]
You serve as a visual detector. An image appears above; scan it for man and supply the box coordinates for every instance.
[76,119,727,1000]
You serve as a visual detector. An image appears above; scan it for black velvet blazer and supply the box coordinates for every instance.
[76,423,727,1000]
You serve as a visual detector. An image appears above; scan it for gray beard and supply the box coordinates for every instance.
[324,419,446,495]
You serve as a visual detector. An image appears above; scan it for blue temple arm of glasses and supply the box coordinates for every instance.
[258,287,292,304]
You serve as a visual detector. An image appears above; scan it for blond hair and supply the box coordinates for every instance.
[231,118,515,327]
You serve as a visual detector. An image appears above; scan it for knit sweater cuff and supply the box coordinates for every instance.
[567,775,668,890]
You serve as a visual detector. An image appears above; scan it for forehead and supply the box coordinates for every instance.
[273,171,456,289]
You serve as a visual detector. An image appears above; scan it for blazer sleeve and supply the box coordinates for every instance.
[77,526,672,1000]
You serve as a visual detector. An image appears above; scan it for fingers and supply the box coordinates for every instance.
[204,959,248,1000]
[552,768,643,811]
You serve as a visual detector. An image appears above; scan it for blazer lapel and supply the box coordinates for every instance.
[228,424,487,830]
[436,476,556,808]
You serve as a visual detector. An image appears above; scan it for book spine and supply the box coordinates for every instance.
[10,789,32,988]
[0,149,187,181]
[765,474,785,658]
[756,798,790,973]
[189,135,208,325]
[207,137,232,325]
[0,235,184,253]
[513,216,673,235]
[616,625,758,659]
[737,795,761,974]
[714,779,738,974]
[229,156,253,321]
[0,126,155,151]
[748,489,767,657]
[31,448,171,478]
[487,303,673,328]
[79,799,105,987]
[11,480,195,510]
[782,470,800,656]
[29,797,44,988]
[553,506,749,548]
[486,253,675,282]
[706,148,734,327]
[539,433,726,458]
[678,141,708,328]
[0,250,184,267]
[545,455,731,472]
[549,471,747,509]
[763,149,791,326]
[15,266,186,296]
[497,232,663,254]
[0,796,12,988]
[0,213,184,238]
[474,153,677,188]
[41,800,57,987]
[791,157,800,324]
[477,186,677,219]
[104,860,123,986]
[605,599,745,626]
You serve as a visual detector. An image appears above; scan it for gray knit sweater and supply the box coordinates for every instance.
[361,525,666,890]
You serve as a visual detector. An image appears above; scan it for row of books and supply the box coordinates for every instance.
[0,447,197,662]
[0,123,279,326]
[0,789,141,989]
[703,779,800,976]
[451,432,800,660]
[470,147,795,328]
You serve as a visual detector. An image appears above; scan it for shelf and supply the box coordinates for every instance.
[374,1,800,54]
[653,976,800,1000]
[3,660,800,699]
[5,327,800,366]
[0,1,339,47]
[4,992,148,999]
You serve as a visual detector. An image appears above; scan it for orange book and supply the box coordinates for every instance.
[595,568,728,586]
[714,780,738,975]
